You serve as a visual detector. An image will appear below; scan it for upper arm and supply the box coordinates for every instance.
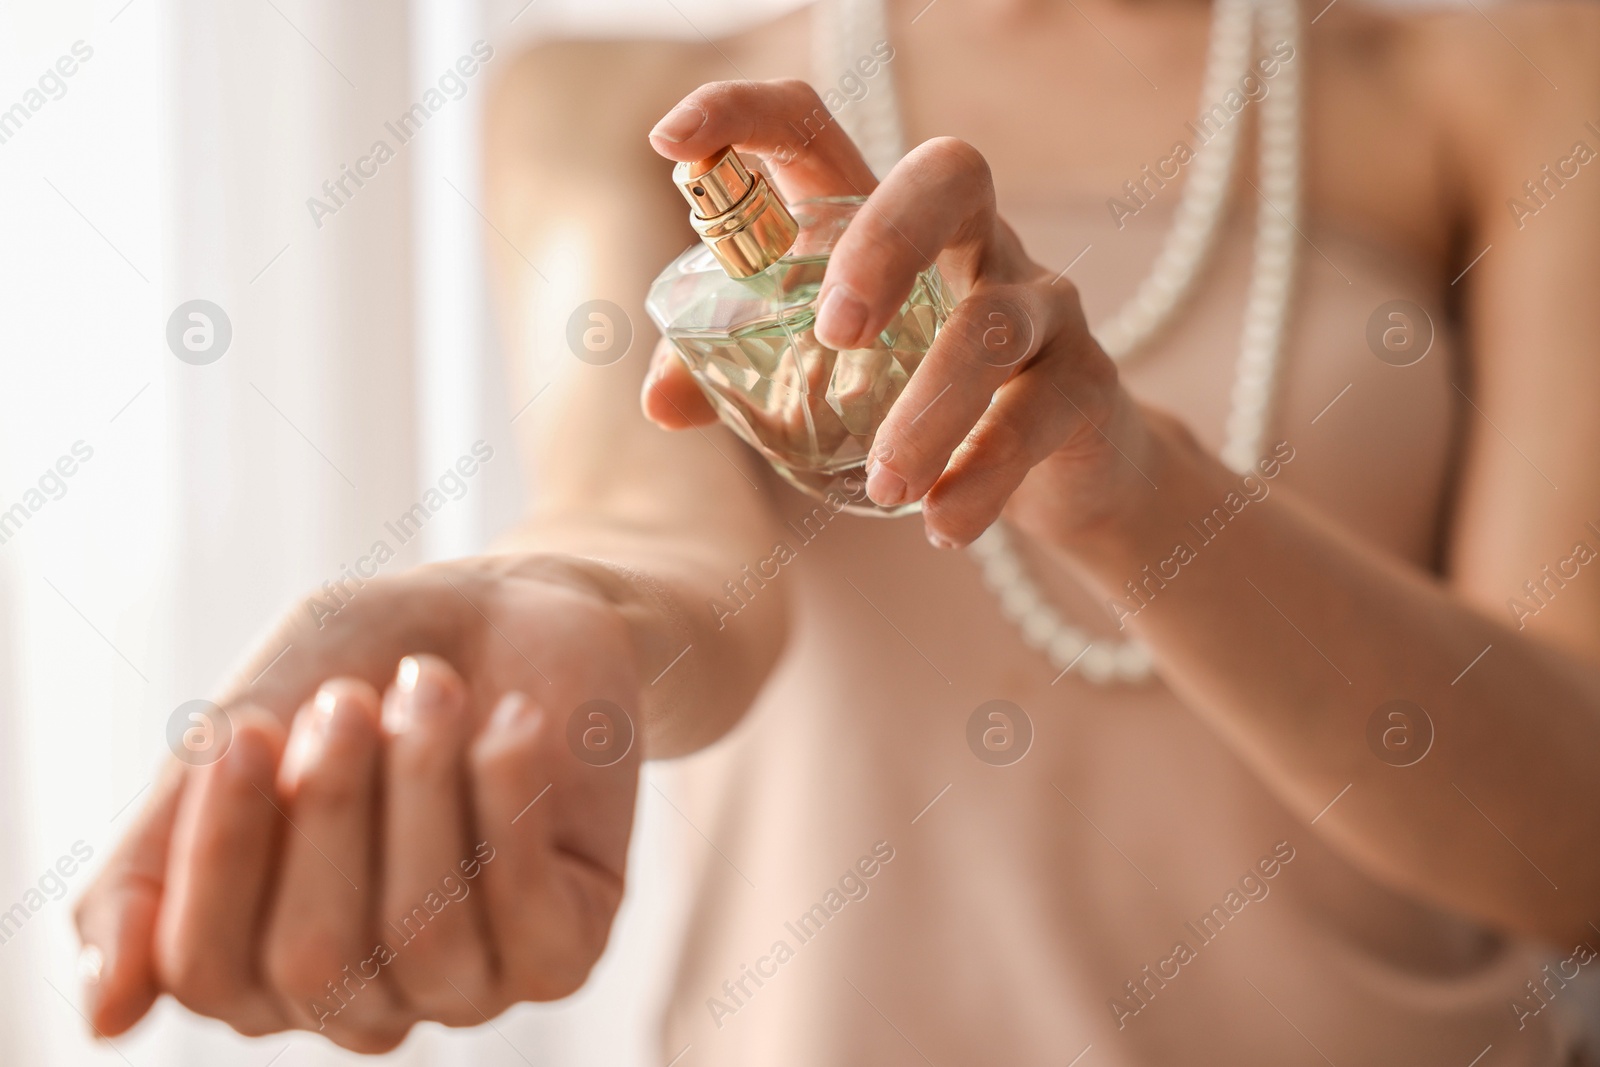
[481,39,779,551]
[1433,5,1600,657]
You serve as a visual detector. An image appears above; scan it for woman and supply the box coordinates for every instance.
[75,0,1600,1062]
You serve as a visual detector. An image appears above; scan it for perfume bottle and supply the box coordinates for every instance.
[645,146,952,517]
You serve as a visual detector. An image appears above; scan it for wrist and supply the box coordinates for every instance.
[1060,412,1305,597]
[1049,403,1215,569]
[465,550,657,654]
[468,522,788,758]
[462,549,695,754]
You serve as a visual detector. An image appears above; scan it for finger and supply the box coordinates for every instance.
[75,760,186,1037]
[641,338,717,429]
[153,707,289,1036]
[261,680,407,1050]
[648,78,879,202]
[380,656,495,1024]
[812,138,1036,352]
[862,282,1058,508]
[922,330,1121,548]
[469,692,636,1002]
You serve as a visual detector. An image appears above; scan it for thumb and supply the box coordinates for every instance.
[74,759,185,1037]
[641,338,718,429]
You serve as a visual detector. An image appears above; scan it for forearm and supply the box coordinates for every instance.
[478,59,789,758]
[1062,415,1600,943]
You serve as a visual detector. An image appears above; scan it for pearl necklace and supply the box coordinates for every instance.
[823,0,1303,684]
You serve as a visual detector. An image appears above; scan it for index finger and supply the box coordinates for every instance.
[647,78,879,202]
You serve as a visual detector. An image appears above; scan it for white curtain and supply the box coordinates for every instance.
[0,0,801,1064]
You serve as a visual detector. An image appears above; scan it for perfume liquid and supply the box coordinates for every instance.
[645,149,952,518]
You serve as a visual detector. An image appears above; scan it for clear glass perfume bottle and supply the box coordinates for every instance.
[645,146,952,517]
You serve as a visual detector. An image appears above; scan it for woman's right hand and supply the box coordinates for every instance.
[74,556,644,1052]
[643,78,1176,556]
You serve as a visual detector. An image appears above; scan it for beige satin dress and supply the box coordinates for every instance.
[647,115,1600,1067]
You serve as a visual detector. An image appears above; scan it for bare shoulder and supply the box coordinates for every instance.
[1402,0,1600,89]
[1300,0,1600,254]
[1312,1,1600,145]
[485,9,814,182]
[485,38,708,183]
[1400,2,1600,195]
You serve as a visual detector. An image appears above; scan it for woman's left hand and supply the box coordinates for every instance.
[643,78,1169,549]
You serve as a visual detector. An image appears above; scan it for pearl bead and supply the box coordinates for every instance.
[849,0,1301,686]
[1115,643,1153,681]
[1049,631,1088,666]
[1080,647,1118,684]
[999,583,1039,619]
[1022,608,1058,646]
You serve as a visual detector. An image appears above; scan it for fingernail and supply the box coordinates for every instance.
[641,355,670,408]
[488,691,531,733]
[816,286,869,350]
[283,694,334,780]
[386,656,433,733]
[865,459,907,507]
[79,944,104,985]
[650,104,706,143]
[396,655,421,694]
[314,686,340,720]
[319,683,376,743]
[927,529,956,550]
[79,944,105,1028]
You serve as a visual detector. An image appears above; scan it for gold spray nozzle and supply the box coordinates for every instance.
[673,146,798,279]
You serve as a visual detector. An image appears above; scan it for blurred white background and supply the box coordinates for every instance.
[0,0,798,1063]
